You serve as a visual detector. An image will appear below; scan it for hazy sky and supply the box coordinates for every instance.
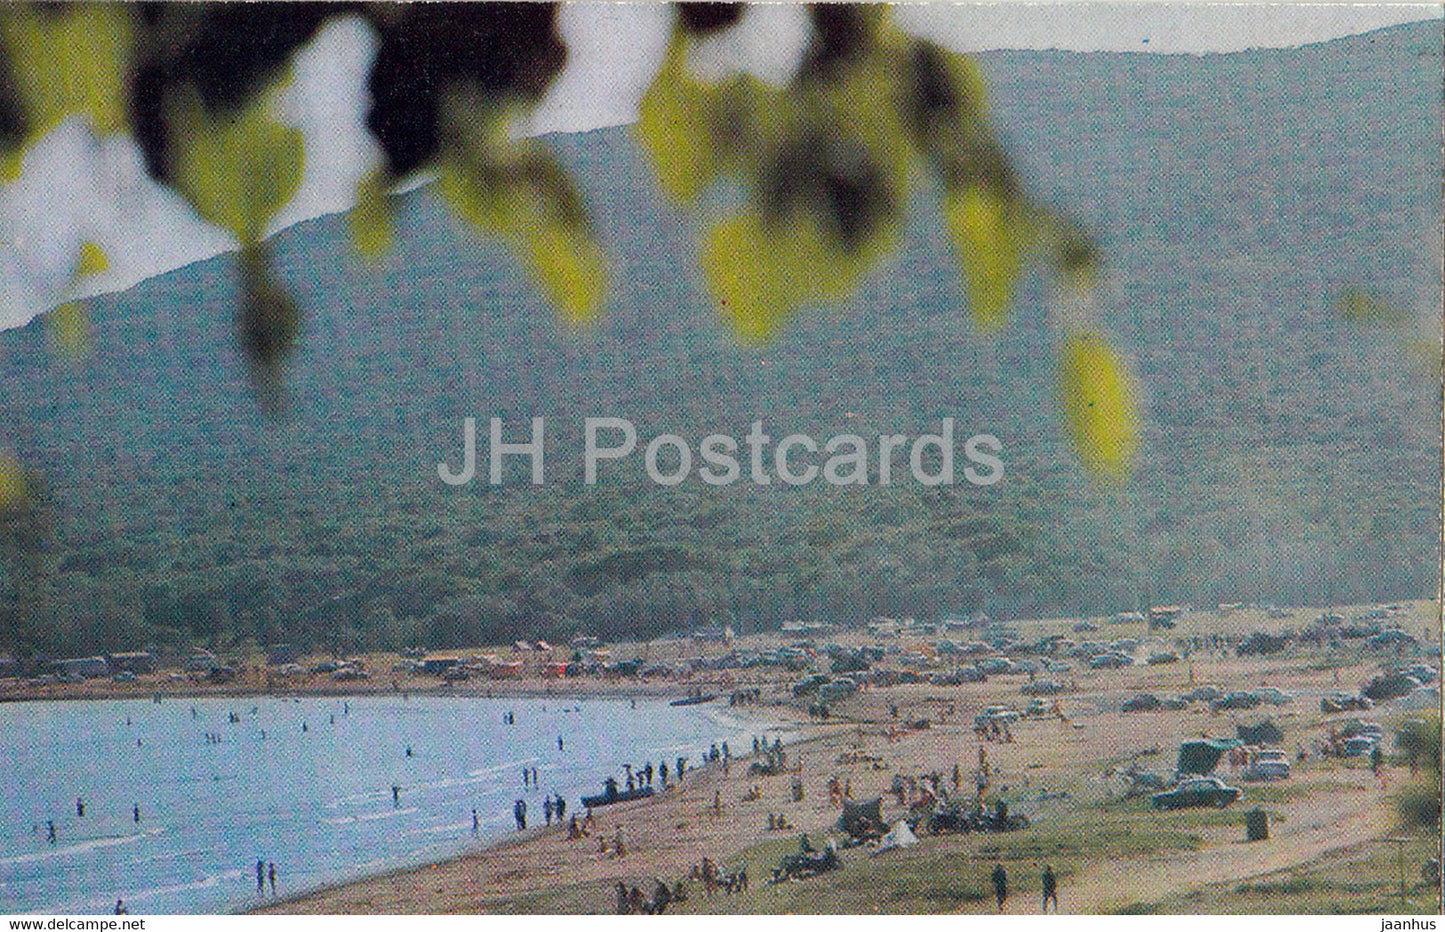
[0,2,1439,330]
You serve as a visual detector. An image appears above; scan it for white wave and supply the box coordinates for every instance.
[320,807,419,826]
[0,830,160,867]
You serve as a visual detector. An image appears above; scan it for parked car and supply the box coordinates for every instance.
[1121,693,1163,712]
[1147,651,1180,665]
[975,706,1021,728]
[1252,687,1293,706]
[1367,630,1418,650]
[1400,664,1438,685]
[1340,720,1385,741]
[1151,776,1242,810]
[1244,749,1292,781]
[1342,736,1378,757]
[1211,691,1263,711]
[792,674,831,697]
[1321,691,1374,713]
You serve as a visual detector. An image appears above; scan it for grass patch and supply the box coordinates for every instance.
[1115,902,1164,914]
[1141,835,1443,914]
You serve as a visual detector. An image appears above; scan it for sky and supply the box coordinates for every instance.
[0,2,1440,331]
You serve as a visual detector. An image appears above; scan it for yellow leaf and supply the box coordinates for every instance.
[944,186,1027,331]
[48,302,90,358]
[524,222,607,326]
[702,210,891,344]
[169,84,304,243]
[76,240,109,277]
[1336,289,1406,325]
[350,170,394,262]
[1059,332,1139,482]
[438,160,607,325]
[634,40,721,204]
[0,151,23,184]
[0,5,131,156]
[0,450,24,510]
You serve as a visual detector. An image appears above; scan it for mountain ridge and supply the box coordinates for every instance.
[0,21,1438,656]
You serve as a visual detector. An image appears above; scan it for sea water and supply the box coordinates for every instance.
[0,695,777,914]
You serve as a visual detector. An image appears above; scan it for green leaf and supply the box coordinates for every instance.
[237,243,300,375]
[944,186,1028,331]
[0,449,24,511]
[48,302,90,358]
[1059,332,1139,482]
[0,5,132,179]
[350,170,395,262]
[437,150,607,325]
[168,83,304,243]
[76,240,109,277]
[634,39,724,204]
[701,210,890,344]
[1336,289,1407,325]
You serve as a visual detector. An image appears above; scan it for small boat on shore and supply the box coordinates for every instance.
[668,693,716,707]
[581,779,655,808]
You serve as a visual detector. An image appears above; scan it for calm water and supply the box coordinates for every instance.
[0,695,777,914]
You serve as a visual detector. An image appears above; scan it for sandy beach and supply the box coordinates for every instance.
[5,605,1437,915]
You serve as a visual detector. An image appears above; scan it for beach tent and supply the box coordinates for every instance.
[487,659,524,679]
[1237,720,1283,746]
[838,797,885,838]
[1177,738,1242,775]
[875,820,918,853]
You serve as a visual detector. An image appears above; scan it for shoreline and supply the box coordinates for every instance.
[0,677,775,706]
[247,722,835,916]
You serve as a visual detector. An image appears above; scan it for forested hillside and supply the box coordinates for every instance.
[0,22,1439,657]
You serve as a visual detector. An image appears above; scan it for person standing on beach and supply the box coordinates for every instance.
[268,862,276,896]
[256,859,265,895]
[991,863,1008,912]
[1041,864,1057,912]
[472,809,480,835]
[514,798,527,831]
[133,804,140,824]
[555,795,566,820]
[392,785,401,808]
[75,798,84,818]
[46,820,55,844]
[544,796,554,825]
[659,761,669,786]
[557,735,564,751]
